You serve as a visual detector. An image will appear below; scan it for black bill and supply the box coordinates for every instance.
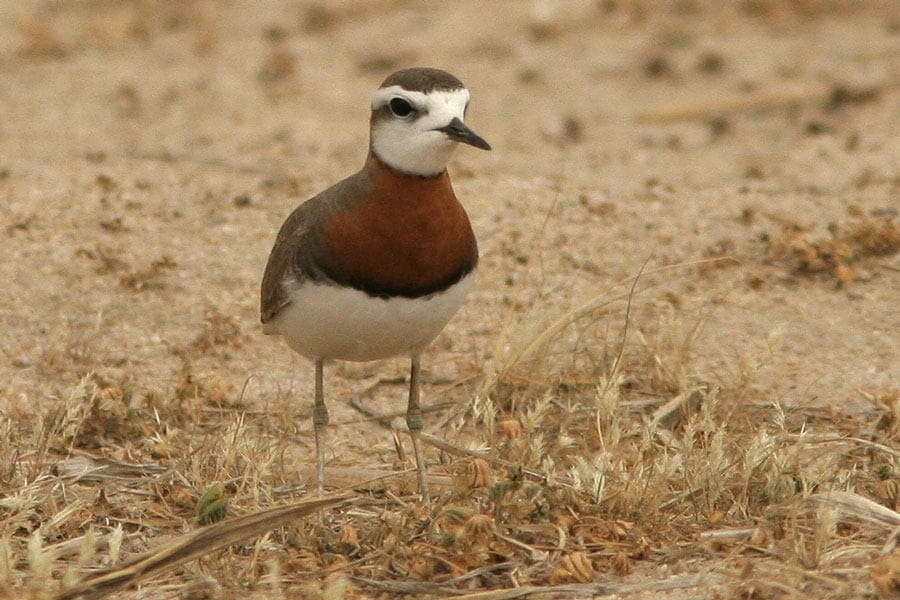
[436,117,491,150]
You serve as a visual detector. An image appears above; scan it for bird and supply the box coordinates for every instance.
[260,67,490,499]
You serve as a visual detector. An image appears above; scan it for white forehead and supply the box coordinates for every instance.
[372,86,470,119]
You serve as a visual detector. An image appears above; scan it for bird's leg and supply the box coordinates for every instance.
[406,354,429,500]
[313,358,328,496]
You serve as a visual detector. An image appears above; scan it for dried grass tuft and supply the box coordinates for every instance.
[54,495,350,600]
[1,261,896,597]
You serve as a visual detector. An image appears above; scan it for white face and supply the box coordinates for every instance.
[370,86,472,177]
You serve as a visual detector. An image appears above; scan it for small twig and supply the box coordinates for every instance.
[649,385,711,446]
[54,495,352,600]
[698,528,758,542]
[348,577,463,596]
[419,432,575,487]
[343,397,456,428]
[444,562,516,586]
[608,254,652,383]
[347,395,394,428]
[808,491,900,529]
[777,433,900,459]
[635,81,895,124]
[637,85,826,123]
[439,573,709,599]
[494,532,547,562]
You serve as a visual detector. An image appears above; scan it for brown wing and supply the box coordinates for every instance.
[259,209,307,325]
[259,172,370,325]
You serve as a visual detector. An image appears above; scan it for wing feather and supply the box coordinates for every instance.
[259,173,369,325]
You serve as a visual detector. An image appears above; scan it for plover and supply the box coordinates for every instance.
[260,67,490,498]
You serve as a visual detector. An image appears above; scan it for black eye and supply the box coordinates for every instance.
[389,97,414,117]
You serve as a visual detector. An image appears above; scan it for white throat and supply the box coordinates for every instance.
[370,88,471,177]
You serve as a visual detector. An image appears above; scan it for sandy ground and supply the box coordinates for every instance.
[0,1,898,596]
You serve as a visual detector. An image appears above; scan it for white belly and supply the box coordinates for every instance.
[263,273,475,362]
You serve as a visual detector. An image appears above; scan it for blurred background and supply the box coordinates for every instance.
[0,3,898,595]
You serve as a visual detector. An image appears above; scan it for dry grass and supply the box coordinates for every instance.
[761,213,900,286]
[1,271,897,599]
